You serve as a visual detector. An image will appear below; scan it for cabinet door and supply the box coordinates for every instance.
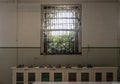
[28,73,36,84]
[16,72,24,84]
[12,68,26,84]
[26,68,38,84]
[79,68,92,82]
[54,73,62,82]
[66,69,78,82]
[52,69,64,82]
[68,73,77,82]
[93,68,104,82]
[81,73,89,81]
[41,73,50,82]
[106,72,113,81]
[95,72,102,82]
[93,67,117,82]
[40,68,53,82]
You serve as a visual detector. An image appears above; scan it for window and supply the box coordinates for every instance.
[41,5,81,55]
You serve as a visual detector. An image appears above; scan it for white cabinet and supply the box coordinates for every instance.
[12,67,118,84]
[65,68,78,82]
[26,68,38,84]
[78,67,93,82]
[12,67,39,84]
[93,67,117,82]
[38,68,52,82]
[51,68,65,82]
[12,68,25,84]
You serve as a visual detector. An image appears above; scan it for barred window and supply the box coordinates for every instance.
[41,5,81,55]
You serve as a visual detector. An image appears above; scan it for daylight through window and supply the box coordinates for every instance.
[41,5,81,55]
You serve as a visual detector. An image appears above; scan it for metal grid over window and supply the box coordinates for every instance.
[41,5,81,55]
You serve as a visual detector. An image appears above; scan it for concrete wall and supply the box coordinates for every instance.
[0,0,119,84]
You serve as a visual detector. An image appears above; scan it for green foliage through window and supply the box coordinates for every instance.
[42,5,81,54]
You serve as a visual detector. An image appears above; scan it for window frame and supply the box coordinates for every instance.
[40,4,82,55]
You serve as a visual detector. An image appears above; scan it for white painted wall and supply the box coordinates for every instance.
[82,3,118,47]
[18,3,40,47]
[0,3,17,47]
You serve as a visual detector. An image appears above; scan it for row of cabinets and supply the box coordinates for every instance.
[12,67,118,84]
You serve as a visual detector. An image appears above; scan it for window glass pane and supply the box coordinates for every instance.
[44,31,76,54]
[54,73,62,82]
[68,73,77,82]
[106,72,113,81]
[95,72,102,82]
[41,73,50,82]
[28,73,35,81]
[16,73,24,81]
[81,73,89,81]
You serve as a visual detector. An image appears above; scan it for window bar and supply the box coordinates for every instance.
[74,7,76,53]
[61,8,67,53]
[78,6,81,53]
[43,7,46,53]
[48,6,50,53]
[46,7,48,54]
[61,8,63,53]
[63,8,65,53]
[72,9,75,53]
[55,7,57,53]
[68,8,70,53]
[74,8,76,53]
[76,7,79,53]
[58,8,59,53]
[53,7,54,30]
[60,8,62,53]
[49,7,52,54]
[70,8,72,53]
[71,8,73,53]
[78,8,81,53]
[53,7,54,53]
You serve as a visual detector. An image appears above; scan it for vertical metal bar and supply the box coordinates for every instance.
[46,7,48,53]
[44,6,46,53]
[68,7,70,53]
[62,7,64,53]
[40,5,43,54]
[58,7,60,53]
[78,6,81,53]
[75,7,79,53]
[51,7,53,37]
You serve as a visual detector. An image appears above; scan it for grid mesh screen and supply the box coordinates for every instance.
[42,5,81,54]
